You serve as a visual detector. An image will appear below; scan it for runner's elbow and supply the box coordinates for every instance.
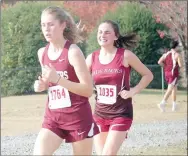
[148,72,154,83]
[158,61,162,66]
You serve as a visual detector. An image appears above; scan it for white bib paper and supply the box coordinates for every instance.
[48,85,71,109]
[96,85,117,104]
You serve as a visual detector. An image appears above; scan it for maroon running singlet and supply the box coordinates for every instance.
[90,48,133,133]
[163,51,179,85]
[41,40,99,142]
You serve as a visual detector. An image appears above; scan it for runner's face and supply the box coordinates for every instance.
[97,23,118,47]
[41,12,65,42]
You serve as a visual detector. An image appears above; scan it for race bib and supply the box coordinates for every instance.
[96,85,117,104]
[48,85,71,109]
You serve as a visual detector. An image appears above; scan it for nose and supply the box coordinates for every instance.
[46,26,50,32]
[43,25,50,32]
[100,32,106,37]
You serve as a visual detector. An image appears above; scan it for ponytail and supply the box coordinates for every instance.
[114,33,139,49]
[63,10,86,43]
[170,40,179,49]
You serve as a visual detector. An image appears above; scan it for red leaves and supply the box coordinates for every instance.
[157,30,165,39]
[159,1,172,7]
[154,15,161,23]
[144,1,187,41]
[64,1,118,32]
[2,2,8,8]
[165,23,172,28]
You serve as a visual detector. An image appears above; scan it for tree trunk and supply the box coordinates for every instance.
[178,35,187,89]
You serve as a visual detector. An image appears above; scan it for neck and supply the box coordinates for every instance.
[49,38,67,53]
[171,49,176,53]
[100,46,117,55]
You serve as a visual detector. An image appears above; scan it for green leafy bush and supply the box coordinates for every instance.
[2,2,54,96]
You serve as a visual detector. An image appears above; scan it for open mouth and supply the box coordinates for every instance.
[99,38,107,42]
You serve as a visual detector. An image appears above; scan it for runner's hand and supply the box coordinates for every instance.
[118,89,134,99]
[34,76,47,92]
[42,64,59,84]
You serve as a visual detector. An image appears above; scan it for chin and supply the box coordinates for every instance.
[99,40,112,46]
[45,38,53,42]
[100,43,111,47]
[98,42,106,46]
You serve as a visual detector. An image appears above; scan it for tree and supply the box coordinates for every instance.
[140,1,187,88]
[63,1,118,33]
[140,1,187,44]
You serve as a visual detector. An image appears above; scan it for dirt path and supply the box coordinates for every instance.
[1,90,187,136]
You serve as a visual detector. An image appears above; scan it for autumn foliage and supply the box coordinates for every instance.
[63,1,118,33]
[142,1,187,47]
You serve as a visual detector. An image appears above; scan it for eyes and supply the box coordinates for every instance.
[41,23,54,28]
[98,30,111,35]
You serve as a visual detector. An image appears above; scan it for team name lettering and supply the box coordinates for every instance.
[57,71,68,79]
[92,69,123,76]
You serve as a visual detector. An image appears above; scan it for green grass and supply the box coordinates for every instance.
[140,89,187,95]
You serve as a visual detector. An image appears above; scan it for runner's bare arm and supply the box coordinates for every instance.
[177,54,183,68]
[37,47,48,90]
[57,44,93,97]
[158,54,165,66]
[124,50,153,95]
[37,47,45,67]
[86,53,92,73]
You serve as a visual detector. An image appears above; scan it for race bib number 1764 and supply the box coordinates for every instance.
[48,85,71,109]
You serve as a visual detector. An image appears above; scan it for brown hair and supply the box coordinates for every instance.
[102,20,139,49]
[170,40,179,49]
[42,6,85,43]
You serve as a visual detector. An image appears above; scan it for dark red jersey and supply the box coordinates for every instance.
[91,48,133,119]
[163,51,179,84]
[41,41,93,130]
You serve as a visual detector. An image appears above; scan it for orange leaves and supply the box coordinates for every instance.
[64,1,118,32]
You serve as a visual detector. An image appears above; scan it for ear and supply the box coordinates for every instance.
[61,22,66,31]
[114,35,118,41]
